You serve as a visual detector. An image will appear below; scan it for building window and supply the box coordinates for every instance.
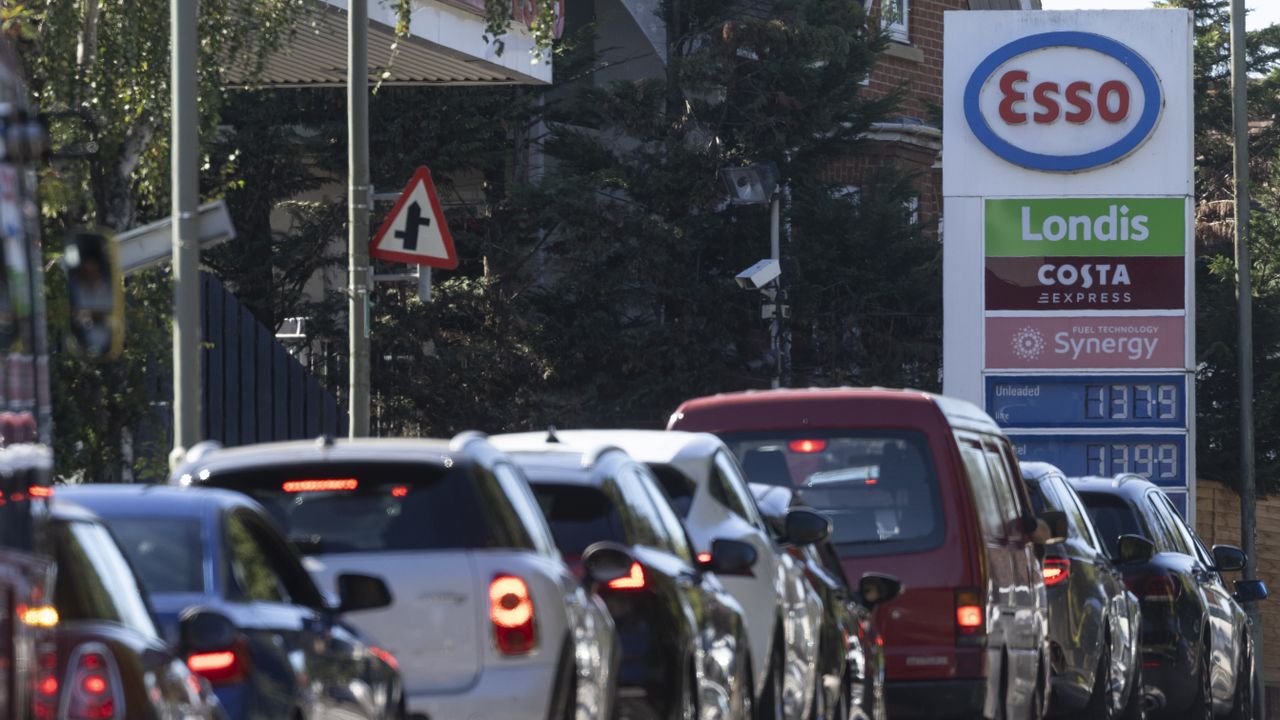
[882,0,909,44]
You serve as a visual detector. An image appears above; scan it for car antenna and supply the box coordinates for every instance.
[547,425,561,444]
[316,434,335,449]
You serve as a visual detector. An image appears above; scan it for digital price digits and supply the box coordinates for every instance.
[1085,442,1180,480]
[1084,383,1178,422]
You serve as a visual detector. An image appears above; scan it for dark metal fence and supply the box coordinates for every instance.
[202,272,345,444]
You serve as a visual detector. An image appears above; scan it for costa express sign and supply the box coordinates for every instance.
[964,32,1163,172]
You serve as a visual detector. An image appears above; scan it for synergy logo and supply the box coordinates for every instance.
[987,316,1183,370]
[964,32,1163,172]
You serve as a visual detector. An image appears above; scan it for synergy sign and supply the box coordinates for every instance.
[943,10,1194,516]
[964,32,1164,172]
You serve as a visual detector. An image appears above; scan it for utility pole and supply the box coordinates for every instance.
[170,0,201,465]
[770,192,781,389]
[1229,1,1263,715]
[348,0,371,436]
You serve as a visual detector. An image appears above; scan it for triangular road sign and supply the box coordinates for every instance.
[370,166,458,269]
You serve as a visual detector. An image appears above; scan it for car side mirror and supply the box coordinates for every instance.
[858,572,903,609]
[62,229,123,359]
[1038,511,1068,544]
[1116,534,1156,565]
[783,508,831,546]
[178,607,238,653]
[1211,544,1247,573]
[1233,579,1268,603]
[708,538,757,577]
[336,573,392,614]
[581,542,635,585]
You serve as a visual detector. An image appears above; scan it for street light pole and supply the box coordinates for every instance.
[770,192,781,389]
[170,0,201,465]
[348,0,371,437]
[1229,1,1263,715]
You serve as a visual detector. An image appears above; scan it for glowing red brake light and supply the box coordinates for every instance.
[390,485,409,498]
[64,645,121,719]
[606,562,647,590]
[28,485,52,498]
[490,575,537,655]
[954,588,986,646]
[281,478,358,493]
[956,605,983,628]
[788,439,827,453]
[186,642,250,685]
[33,646,58,720]
[1043,557,1070,587]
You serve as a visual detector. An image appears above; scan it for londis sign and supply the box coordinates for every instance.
[963,32,1164,172]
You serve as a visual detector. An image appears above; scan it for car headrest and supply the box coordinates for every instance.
[741,447,794,487]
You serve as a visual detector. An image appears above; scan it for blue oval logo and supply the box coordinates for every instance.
[963,32,1163,173]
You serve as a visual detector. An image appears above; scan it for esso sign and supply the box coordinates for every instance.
[964,32,1163,172]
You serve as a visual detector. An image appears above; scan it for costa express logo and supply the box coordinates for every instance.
[964,32,1163,172]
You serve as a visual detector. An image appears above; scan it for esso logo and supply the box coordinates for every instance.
[964,32,1162,173]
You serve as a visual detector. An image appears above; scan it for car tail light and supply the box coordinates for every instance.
[955,588,985,646]
[281,478,358,493]
[32,645,58,720]
[788,439,827,453]
[63,643,122,720]
[187,639,251,685]
[1126,571,1180,603]
[490,575,537,655]
[606,562,647,590]
[1043,558,1070,587]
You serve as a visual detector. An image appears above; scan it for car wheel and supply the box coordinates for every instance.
[1084,636,1116,719]
[1228,643,1253,720]
[1119,660,1145,720]
[756,626,786,720]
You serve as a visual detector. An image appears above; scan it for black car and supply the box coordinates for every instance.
[493,435,755,720]
[40,498,224,720]
[749,482,897,720]
[1069,474,1267,720]
[58,484,402,720]
[1021,462,1143,719]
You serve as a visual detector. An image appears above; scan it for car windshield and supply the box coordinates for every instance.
[1076,491,1143,558]
[203,461,533,554]
[52,519,159,639]
[105,518,205,593]
[532,483,626,557]
[719,429,945,558]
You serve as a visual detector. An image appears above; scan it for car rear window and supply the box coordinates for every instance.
[720,429,945,558]
[105,518,205,593]
[532,483,626,557]
[1077,491,1143,558]
[648,464,697,518]
[201,461,535,554]
[52,519,159,640]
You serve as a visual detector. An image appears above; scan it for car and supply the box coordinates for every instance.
[1069,474,1267,720]
[38,496,225,720]
[57,483,402,720]
[496,429,828,719]
[488,431,755,720]
[750,482,898,720]
[669,388,1055,720]
[1020,462,1143,719]
[170,434,623,720]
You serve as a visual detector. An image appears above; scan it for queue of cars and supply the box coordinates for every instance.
[33,386,1267,720]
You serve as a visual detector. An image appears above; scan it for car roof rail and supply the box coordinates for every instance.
[583,444,628,469]
[450,430,489,453]
[183,440,223,465]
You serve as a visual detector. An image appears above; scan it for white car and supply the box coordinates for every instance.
[491,430,831,720]
[172,434,624,720]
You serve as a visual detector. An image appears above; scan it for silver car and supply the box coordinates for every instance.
[173,434,624,720]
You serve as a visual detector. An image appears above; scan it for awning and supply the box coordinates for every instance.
[227,0,552,88]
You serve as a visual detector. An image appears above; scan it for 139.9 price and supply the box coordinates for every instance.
[1086,442,1180,480]
[1084,383,1179,422]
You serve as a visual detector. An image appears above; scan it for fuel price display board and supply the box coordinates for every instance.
[986,375,1185,429]
[1006,433,1186,487]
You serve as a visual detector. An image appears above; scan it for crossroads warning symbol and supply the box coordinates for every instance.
[370,166,458,269]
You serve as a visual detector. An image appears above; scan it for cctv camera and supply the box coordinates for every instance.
[736,259,781,289]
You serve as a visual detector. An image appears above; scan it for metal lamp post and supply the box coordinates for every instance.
[721,163,785,388]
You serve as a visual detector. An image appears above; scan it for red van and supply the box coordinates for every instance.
[669,388,1053,720]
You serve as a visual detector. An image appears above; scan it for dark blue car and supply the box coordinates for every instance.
[59,484,404,720]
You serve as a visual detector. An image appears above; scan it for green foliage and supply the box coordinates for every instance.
[1165,0,1280,493]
